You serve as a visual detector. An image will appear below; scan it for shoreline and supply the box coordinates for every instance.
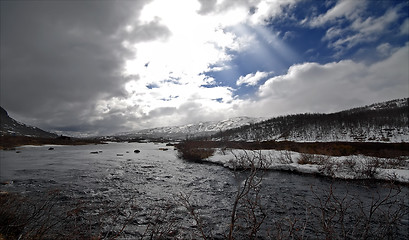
[0,135,106,150]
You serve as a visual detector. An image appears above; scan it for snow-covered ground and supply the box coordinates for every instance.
[206,149,409,183]
[114,116,264,140]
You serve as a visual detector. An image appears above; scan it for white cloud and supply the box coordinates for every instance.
[195,0,299,26]
[309,0,364,27]
[400,18,409,35]
[247,0,299,25]
[237,71,272,86]
[114,43,408,129]
[350,6,399,35]
[376,43,392,57]
[6,0,404,135]
[123,0,253,84]
[101,0,408,131]
[95,74,240,130]
[110,0,298,129]
[311,0,404,54]
[251,43,409,116]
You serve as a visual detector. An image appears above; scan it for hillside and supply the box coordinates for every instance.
[0,106,57,138]
[115,116,264,140]
[209,98,409,142]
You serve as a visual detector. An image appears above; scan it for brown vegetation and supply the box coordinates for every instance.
[176,141,216,162]
[176,140,409,158]
[0,136,105,150]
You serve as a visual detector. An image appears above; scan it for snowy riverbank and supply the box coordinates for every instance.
[206,149,409,184]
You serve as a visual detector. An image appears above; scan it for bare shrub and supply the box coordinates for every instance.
[230,150,272,170]
[309,183,409,240]
[140,201,181,239]
[178,193,211,240]
[317,157,339,178]
[344,157,358,172]
[297,153,338,177]
[270,210,309,240]
[0,190,94,239]
[228,151,267,240]
[0,190,141,240]
[218,147,229,155]
[147,154,407,240]
[377,157,407,169]
[297,153,317,165]
[297,153,330,165]
[348,157,382,179]
[362,157,381,178]
[277,150,293,164]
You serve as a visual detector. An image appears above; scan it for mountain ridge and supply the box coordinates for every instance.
[2,98,407,142]
[113,98,408,142]
[114,116,265,140]
[0,106,57,138]
[208,98,408,143]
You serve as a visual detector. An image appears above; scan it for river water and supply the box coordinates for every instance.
[1,142,408,239]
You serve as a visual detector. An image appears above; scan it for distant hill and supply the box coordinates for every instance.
[0,106,57,138]
[114,116,264,140]
[209,98,408,143]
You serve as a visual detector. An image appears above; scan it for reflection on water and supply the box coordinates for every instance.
[1,142,408,239]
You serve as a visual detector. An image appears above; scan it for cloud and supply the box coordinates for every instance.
[121,17,171,43]
[400,18,409,35]
[237,71,272,86]
[0,0,170,135]
[1,0,406,136]
[253,43,409,116]
[0,0,301,136]
[308,0,406,54]
[197,0,217,14]
[114,43,409,132]
[376,43,392,57]
[350,7,399,35]
[309,0,364,27]
[196,0,299,25]
[95,79,239,131]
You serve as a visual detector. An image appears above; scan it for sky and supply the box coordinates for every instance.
[1,0,408,136]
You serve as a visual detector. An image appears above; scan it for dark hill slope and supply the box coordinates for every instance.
[211,98,408,142]
[0,106,57,138]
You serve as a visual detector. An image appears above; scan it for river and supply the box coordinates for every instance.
[1,142,408,239]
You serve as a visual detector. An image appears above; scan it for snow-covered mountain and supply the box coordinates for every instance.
[212,98,409,142]
[115,117,264,140]
[0,106,57,138]
[114,99,408,142]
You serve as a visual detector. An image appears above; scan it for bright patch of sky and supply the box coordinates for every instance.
[116,0,408,131]
[1,0,408,135]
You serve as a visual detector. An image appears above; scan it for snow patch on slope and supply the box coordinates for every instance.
[117,117,264,140]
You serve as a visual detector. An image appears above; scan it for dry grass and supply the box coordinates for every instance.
[176,141,216,162]
[0,135,105,150]
[176,140,409,158]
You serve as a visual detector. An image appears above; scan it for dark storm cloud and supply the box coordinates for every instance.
[197,0,217,14]
[0,0,169,133]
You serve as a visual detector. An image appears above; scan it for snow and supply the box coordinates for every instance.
[18,144,62,148]
[116,116,265,140]
[206,149,409,183]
